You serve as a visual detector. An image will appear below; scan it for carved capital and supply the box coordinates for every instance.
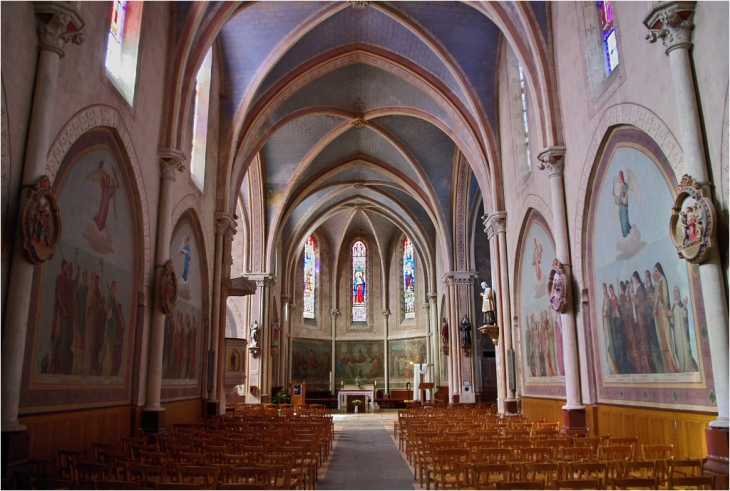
[330,308,340,319]
[381,308,391,318]
[451,270,478,286]
[215,212,236,240]
[537,146,566,177]
[248,274,275,288]
[351,118,367,129]
[281,294,291,304]
[35,2,85,57]
[644,1,695,54]
[348,0,369,9]
[483,211,507,240]
[158,148,185,181]
[427,292,438,303]
[421,303,430,312]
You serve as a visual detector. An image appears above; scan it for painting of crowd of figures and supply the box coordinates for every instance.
[291,339,331,390]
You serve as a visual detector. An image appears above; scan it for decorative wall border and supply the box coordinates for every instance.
[573,104,683,288]
[46,105,152,295]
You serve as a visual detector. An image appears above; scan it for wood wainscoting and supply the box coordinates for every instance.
[522,397,715,459]
[19,405,132,460]
[162,398,203,429]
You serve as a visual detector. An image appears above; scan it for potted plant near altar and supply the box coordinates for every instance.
[354,375,362,389]
[272,391,290,414]
[352,399,362,413]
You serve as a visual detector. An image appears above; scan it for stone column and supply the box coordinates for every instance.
[330,308,338,394]
[537,147,586,431]
[1,3,84,436]
[427,293,438,389]
[281,294,291,390]
[206,213,235,416]
[381,308,390,394]
[444,271,477,403]
[250,275,274,402]
[644,3,729,483]
[485,212,517,413]
[142,149,185,432]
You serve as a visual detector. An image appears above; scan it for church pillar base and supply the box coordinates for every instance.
[206,401,219,418]
[705,427,729,490]
[452,395,459,404]
[2,429,29,478]
[141,408,166,435]
[561,407,587,434]
[505,398,519,414]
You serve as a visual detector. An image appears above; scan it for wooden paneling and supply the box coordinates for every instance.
[522,397,564,424]
[596,404,715,459]
[19,406,132,460]
[163,399,202,428]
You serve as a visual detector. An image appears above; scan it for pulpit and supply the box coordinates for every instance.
[291,382,306,406]
[419,382,434,405]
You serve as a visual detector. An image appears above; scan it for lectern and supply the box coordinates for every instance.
[291,382,306,406]
[419,382,434,405]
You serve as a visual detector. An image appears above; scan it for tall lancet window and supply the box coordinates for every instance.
[303,236,317,319]
[191,47,213,191]
[403,237,416,319]
[599,1,619,74]
[518,65,532,170]
[105,0,143,105]
[352,241,367,322]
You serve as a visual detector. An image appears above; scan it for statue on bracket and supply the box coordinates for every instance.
[160,260,177,314]
[480,282,497,326]
[22,175,62,264]
[249,320,260,357]
[460,315,472,355]
[669,175,716,264]
[548,259,568,313]
[441,317,449,355]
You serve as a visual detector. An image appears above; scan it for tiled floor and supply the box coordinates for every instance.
[318,413,415,490]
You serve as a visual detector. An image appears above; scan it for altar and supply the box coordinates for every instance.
[337,389,375,411]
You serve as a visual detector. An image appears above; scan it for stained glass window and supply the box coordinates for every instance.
[403,237,415,319]
[105,1,142,105]
[518,65,532,170]
[303,236,317,319]
[599,1,619,74]
[110,0,126,43]
[191,48,213,190]
[352,241,367,322]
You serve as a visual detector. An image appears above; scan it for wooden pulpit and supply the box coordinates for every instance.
[291,382,306,406]
[419,382,434,405]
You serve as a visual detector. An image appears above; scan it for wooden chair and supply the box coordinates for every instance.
[58,449,83,480]
[125,462,168,487]
[668,475,716,489]
[560,447,594,463]
[555,479,600,489]
[496,481,544,490]
[521,463,559,490]
[473,463,511,490]
[433,448,469,490]
[509,439,534,462]
[563,462,607,489]
[92,480,140,490]
[254,463,292,490]
[641,444,673,485]
[478,448,512,465]
[91,442,116,461]
[610,437,639,460]
[73,461,116,485]
[667,460,706,490]
[523,447,554,464]
[564,429,590,439]
[140,451,172,465]
[154,483,202,490]
[31,478,78,490]
[574,438,601,460]
[599,445,633,462]
[619,461,656,480]
[228,466,271,486]
[176,466,218,490]
[613,476,658,489]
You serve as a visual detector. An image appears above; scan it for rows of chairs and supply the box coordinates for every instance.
[396,409,715,490]
[13,409,334,490]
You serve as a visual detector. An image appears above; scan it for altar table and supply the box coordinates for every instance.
[337,389,375,410]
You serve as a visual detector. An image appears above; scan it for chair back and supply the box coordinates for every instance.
[176,465,218,490]
[496,481,544,490]
[555,479,600,490]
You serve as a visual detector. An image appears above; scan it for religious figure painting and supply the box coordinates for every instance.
[32,148,135,382]
[388,338,427,383]
[335,341,384,383]
[162,219,204,382]
[518,212,565,384]
[590,143,701,382]
[291,339,331,389]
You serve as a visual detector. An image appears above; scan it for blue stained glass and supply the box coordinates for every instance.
[403,237,415,319]
[303,236,316,319]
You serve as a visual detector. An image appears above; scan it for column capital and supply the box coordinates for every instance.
[381,308,391,318]
[330,308,340,319]
[537,146,566,177]
[158,148,185,181]
[483,211,507,240]
[248,273,275,288]
[421,303,430,312]
[34,2,84,57]
[280,294,291,303]
[427,292,438,302]
[644,1,695,54]
[215,212,236,240]
[443,270,478,287]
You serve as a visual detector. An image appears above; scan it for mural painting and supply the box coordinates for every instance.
[291,339,331,389]
[518,212,565,389]
[590,142,702,383]
[388,338,427,383]
[162,219,203,381]
[335,341,384,382]
[32,147,136,383]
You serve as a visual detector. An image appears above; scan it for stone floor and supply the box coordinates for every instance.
[318,412,417,490]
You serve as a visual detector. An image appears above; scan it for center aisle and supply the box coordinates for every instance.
[318,417,414,490]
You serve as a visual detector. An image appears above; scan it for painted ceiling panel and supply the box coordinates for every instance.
[345,210,373,239]
[263,114,347,199]
[219,2,325,119]
[295,126,423,192]
[270,63,455,129]
[373,115,455,232]
[383,186,436,241]
[367,212,399,252]
[394,1,501,127]
[254,5,468,107]
[316,165,396,189]
[317,209,349,253]
[528,2,549,43]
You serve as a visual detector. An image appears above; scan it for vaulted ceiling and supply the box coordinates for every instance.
[171,1,552,282]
